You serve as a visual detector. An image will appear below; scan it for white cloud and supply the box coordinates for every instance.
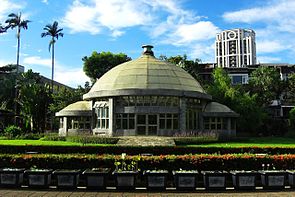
[55,68,90,88]
[257,56,281,63]
[223,0,295,33]
[0,59,14,67]
[0,0,24,22]
[256,40,289,54]
[23,56,51,68]
[42,0,48,5]
[189,42,215,63]
[168,21,219,45]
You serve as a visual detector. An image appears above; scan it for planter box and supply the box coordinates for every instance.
[173,170,198,191]
[53,169,80,189]
[143,170,169,190]
[202,171,227,190]
[83,168,110,190]
[231,171,258,190]
[113,170,138,190]
[259,170,286,190]
[287,170,295,188]
[25,169,53,188]
[0,168,25,187]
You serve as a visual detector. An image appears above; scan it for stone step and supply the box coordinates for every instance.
[116,136,175,146]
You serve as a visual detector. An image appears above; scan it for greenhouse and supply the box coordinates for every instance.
[57,45,238,137]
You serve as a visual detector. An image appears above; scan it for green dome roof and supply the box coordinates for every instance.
[84,45,210,100]
[203,102,239,117]
[56,101,91,116]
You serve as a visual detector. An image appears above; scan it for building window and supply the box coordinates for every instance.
[116,96,179,107]
[203,117,228,130]
[116,113,135,130]
[159,114,179,130]
[67,116,91,129]
[96,106,109,129]
[186,109,199,130]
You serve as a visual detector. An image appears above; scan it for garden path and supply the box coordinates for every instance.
[117,136,175,146]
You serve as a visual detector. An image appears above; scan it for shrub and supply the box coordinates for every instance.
[1,153,295,171]
[41,133,66,141]
[3,125,23,138]
[66,136,119,145]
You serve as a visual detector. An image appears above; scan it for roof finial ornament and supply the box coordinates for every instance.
[142,45,154,56]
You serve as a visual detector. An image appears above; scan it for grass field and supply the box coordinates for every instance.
[0,137,294,147]
[187,137,295,147]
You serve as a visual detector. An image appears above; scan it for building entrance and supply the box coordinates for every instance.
[136,114,158,135]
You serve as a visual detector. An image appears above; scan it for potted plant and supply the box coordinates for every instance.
[259,164,286,190]
[112,153,140,190]
[0,168,25,187]
[25,167,53,188]
[82,168,110,190]
[143,170,169,190]
[201,171,228,190]
[172,170,198,191]
[231,170,258,190]
[53,169,80,189]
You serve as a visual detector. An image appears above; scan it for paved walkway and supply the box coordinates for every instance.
[1,188,295,197]
[117,137,175,146]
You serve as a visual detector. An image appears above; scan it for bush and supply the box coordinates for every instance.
[41,133,66,141]
[1,153,295,171]
[66,136,119,145]
[3,125,23,138]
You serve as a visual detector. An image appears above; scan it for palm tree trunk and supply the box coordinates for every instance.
[14,26,21,125]
[51,40,54,93]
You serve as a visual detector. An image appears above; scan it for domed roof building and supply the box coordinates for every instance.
[57,45,238,137]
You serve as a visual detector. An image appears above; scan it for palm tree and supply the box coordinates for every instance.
[5,12,30,72]
[0,24,7,33]
[41,21,63,92]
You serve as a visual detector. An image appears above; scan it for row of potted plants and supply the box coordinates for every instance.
[1,167,295,191]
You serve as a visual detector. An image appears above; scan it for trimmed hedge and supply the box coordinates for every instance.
[1,145,295,155]
[0,153,295,171]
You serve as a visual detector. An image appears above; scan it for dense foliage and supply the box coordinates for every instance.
[82,51,131,82]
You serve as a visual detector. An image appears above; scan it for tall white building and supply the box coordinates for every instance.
[215,29,256,68]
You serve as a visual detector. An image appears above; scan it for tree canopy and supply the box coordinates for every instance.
[160,54,202,81]
[82,51,131,82]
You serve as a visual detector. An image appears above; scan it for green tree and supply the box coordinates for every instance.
[5,12,30,70]
[82,51,131,82]
[206,68,266,134]
[248,67,282,106]
[41,21,64,92]
[161,54,202,81]
[0,65,18,111]
[17,70,51,132]
[49,83,89,114]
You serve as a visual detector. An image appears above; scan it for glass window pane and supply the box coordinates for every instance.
[129,118,135,129]
[97,119,100,128]
[160,114,165,118]
[129,96,135,106]
[173,118,178,130]
[106,119,109,129]
[123,119,128,129]
[102,119,105,128]
[137,115,146,124]
[116,118,122,129]
[160,119,165,129]
[148,115,157,124]
[106,107,109,118]
[167,119,172,129]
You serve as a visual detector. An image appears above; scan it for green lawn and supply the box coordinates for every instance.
[0,137,294,148]
[0,139,100,146]
[187,137,295,147]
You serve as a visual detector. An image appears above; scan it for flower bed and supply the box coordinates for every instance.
[1,153,295,171]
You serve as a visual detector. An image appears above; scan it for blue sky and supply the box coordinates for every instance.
[0,0,295,87]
